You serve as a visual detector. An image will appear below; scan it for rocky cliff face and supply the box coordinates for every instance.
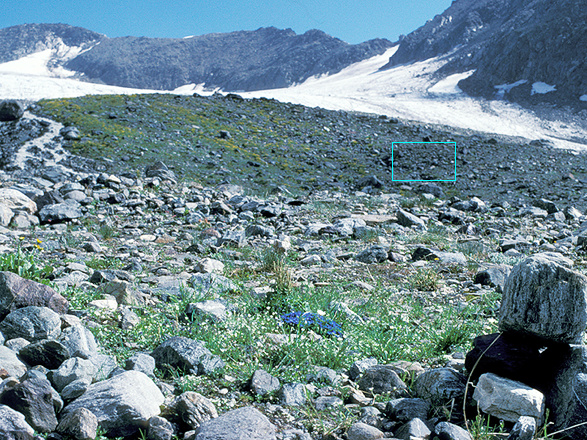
[65,27,393,91]
[0,23,104,63]
[382,0,586,110]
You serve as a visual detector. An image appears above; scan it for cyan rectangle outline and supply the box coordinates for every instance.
[391,141,457,182]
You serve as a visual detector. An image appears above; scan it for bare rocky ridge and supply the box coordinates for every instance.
[382,0,587,111]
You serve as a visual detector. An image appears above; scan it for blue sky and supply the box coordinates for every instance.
[2,0,452,44]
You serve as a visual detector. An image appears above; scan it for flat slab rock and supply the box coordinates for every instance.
[193,406,276,440]
[61,370,164,437]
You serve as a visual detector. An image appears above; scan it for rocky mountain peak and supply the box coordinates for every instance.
[0,23,105,63]
[382,0,586,110]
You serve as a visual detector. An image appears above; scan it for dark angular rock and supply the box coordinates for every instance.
[18,340,71,369]
[355,245,389,264]
[60,126,80,141]
[439,208,465,225]
[145,161,176,183]
[35,190,65,211]
[385,398,431,422]
[411,247,466,264]
[414,368,466,404]
[464,333,567,389]
[534,199,559,214]
[89,269,133,284]
[474,264,512,293]
[418,182,444,198]
[356,175,383,190]
[0,377,58,433]
[548,344,587,439]
[245,224,275,238]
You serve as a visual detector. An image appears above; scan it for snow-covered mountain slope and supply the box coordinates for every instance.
[238,47,587,151]
[0,49,161,99]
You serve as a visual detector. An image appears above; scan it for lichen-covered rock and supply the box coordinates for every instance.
[0,404,35,440]
[193,406,276,440]
[0,306,61,342]
[499,254,587,344]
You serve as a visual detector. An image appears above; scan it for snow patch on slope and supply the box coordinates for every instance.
[531,82,556,95]
[238,48,586,151]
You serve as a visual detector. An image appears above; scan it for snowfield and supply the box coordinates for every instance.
[0,45,585,151]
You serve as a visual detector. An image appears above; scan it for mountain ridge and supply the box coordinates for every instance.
[0,23,393,92]
[382,0,586,110]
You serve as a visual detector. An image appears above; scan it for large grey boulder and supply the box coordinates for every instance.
[164,392,217,430]
[0,306,61,342]
[51,357,97,392]
[0,404,35,440]
[0,346,27,379]
[0,271,68,319]
[38,202,83,224]
[278,383,307,406]
[0,378,58,432]
[473,373,545,423]
[151,336,224,376]
[58,324,99,359]
[346,422,385,440]
[499,254,587,344]
[56,407,98,440]
[250,369,280,396]
[0,100,25,121]
[193,406,276,440]
[61,370,164,437]
[357,365,408,395]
